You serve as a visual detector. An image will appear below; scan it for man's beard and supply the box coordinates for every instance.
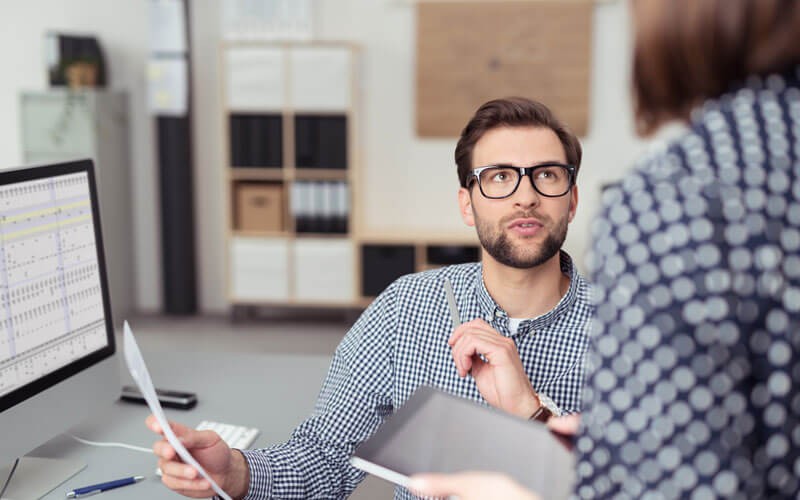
[475,210,568,269]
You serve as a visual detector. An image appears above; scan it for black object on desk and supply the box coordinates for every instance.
[120,385,197,410]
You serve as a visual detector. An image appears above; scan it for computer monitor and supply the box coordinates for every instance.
[0,159,119,498]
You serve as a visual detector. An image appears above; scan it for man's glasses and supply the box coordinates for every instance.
[468,163,576,199]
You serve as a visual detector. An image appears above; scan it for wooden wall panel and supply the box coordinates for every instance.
[416,2,592,137]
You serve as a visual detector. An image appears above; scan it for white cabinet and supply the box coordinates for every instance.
[289,46,351,111]
[229,237,290,301]
[293,238,354,302]
[20,90,134,322]
[225,47,285,111]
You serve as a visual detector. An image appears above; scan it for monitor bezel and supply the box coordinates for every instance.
[0,159,116,412]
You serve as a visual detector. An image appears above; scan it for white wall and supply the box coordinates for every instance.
[0,0,648,315]
[0,1,162,314]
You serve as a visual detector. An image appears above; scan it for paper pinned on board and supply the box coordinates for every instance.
[122,321,232,500]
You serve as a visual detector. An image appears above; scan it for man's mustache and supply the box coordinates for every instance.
[500,211,551,225]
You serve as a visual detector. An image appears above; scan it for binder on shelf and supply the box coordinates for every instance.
[295,114,347,169]
[291,181,349,234]
[291,182,309,233]
[230,114,282,167]
[320,181,334,233]
[334,181,348,233]
[318,116,347,169]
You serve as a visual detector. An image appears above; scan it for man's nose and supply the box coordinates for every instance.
[513,173,540,207]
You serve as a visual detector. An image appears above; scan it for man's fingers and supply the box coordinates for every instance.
[146,415,192,437]
[145,414,162,433]
[159,458,200,480]
[161,474,212,494]
[153,439,178,460]
[547,413,581,435]
[409,473,467,497]
[179,429,222,449]
[448,318,494,345]
[452,334,512,368]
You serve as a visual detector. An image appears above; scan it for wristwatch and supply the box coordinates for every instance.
[529,392,559,423]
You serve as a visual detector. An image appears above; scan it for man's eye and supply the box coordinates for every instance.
[491,172,508,182]
[489,170,516,183]
[536,169,558,180]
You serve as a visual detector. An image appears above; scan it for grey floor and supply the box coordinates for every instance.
[127,313,395,499]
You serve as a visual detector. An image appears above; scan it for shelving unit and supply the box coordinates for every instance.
[222,41,482,316]
[222,41,360,313]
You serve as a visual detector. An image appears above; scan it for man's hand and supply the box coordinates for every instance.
[448,318,540,418]
[409,471,540,500]
[146,415,250,499]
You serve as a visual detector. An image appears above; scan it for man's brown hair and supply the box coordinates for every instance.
[455,97,582,188]
[632,0,800,135]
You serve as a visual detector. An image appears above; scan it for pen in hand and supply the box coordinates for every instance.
[66,475,145,498]
[443,278,460,328]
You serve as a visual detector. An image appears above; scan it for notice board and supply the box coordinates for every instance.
[416,1,593,137]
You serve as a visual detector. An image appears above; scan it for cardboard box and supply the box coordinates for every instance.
[236,183,284,232]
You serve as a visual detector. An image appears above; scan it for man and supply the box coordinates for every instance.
[147,96,593,499]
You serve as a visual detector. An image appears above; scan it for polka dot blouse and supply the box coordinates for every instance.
[577,67,800,499]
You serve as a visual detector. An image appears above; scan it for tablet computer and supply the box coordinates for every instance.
[350,386,575,499]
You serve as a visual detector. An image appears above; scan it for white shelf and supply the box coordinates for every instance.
[225,46,285,111]
[289,46,351,111]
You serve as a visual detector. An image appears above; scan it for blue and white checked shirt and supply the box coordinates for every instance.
[241,251,593,499]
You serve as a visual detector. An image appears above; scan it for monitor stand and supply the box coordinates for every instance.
[0,457,85,499]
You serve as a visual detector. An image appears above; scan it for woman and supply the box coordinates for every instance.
[412,0,800,497]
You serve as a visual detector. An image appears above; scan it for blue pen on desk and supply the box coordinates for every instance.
[66,476,145,498]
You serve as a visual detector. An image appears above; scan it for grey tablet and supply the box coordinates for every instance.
[350,386,575,499]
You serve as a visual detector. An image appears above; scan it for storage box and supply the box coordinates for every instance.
[236,183,284,232]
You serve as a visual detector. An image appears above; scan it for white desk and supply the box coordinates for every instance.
[32,350,333,499]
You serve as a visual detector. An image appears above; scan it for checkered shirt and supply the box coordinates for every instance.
[240,251,593,499]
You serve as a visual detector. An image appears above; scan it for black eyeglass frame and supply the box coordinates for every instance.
[467,163,577,199]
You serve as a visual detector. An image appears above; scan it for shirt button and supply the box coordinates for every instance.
[484,315,493,322]
[495,310,504,317]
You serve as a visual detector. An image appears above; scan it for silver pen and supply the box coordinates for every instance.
[443,278,461,327]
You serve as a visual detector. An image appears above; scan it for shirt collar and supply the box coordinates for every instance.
[473,251,580,333]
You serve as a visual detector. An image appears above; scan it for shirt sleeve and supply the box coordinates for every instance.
[239,282,399,500]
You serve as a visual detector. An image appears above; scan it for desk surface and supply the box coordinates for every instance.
[33,350,333,499]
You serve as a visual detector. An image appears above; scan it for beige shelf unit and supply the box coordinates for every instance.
[222,41,361,310]
[222,41,483,314]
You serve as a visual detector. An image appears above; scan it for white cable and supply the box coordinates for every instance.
[68,433,152,454]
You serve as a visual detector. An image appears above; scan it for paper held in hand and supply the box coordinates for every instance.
[350,386,575,499]
[122,321,232,500]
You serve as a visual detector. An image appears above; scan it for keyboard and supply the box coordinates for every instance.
[196,420,260,450]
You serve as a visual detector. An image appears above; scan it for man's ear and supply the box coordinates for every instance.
[567,185,579,223]
[458,187,475,227]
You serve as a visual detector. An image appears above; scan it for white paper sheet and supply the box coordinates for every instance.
[122,321,232,500]
[147,57,187,116]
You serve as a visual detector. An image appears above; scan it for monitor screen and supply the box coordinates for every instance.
[0,160,117,468]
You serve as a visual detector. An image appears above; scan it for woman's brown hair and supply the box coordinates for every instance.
[632,0,800,135]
